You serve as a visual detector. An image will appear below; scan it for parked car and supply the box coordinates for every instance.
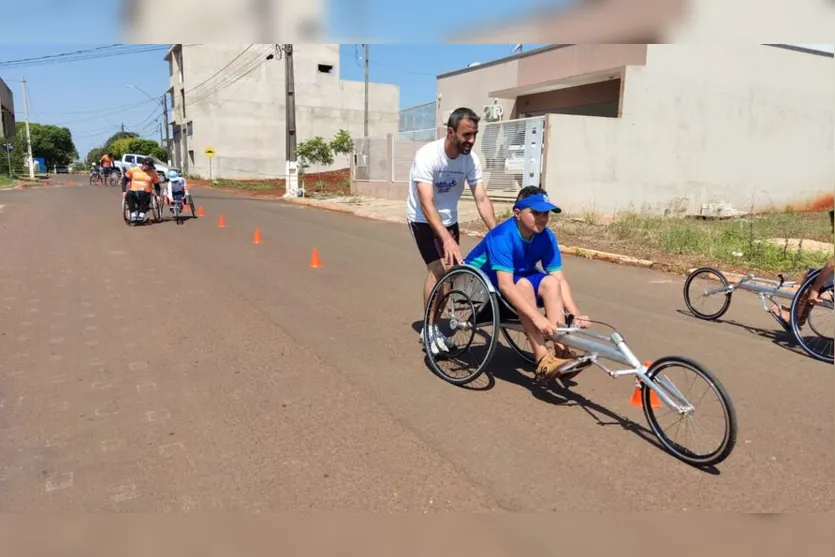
[113,153,180,182]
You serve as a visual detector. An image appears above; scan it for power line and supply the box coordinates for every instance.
[184,45,254,96]
[186,46,273,105]
[0,44,201,69]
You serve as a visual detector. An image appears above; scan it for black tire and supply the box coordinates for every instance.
[152,195,163,223]
[423,266,499,386]
[683,267,732,320]
[501,325,537,365]
[90,174,102,187]
[121,197,131,225]
[642,356,738,467]
[790,268,833,364]
[188,195,197,218]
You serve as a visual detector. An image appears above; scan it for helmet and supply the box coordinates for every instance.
[167,169,180,180]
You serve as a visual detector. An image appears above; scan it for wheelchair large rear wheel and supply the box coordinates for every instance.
[423,266,500,386]
[790,268,834,364]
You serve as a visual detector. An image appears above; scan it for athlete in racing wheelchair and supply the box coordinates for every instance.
[121,156,161,224]
[461,186,591,384]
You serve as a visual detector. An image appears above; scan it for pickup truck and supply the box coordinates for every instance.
[112,153,180,182]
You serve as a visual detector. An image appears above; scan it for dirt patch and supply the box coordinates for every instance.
[194,168,352,200]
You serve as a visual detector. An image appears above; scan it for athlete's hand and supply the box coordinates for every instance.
[533,314,556,336]
[442,237,463,266]
[574,315,590,328]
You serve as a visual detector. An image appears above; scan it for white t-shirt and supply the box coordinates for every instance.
[405,138,483,227]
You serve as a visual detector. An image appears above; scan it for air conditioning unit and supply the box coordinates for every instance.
[482,103,503,122]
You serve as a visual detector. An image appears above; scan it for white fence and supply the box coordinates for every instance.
[355,116,546,195]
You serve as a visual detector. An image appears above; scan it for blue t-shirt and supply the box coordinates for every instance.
[464,218,562,278]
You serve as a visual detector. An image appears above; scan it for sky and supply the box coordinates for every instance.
[1,41,832,160]
[0,43,548,159]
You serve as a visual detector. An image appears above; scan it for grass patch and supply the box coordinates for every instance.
[0,174,15,188]
[211,179,280,192]
[561,210,833,274]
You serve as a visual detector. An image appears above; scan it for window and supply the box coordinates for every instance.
[317,64,334,74]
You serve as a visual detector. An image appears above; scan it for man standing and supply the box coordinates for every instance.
[406,107,498,347]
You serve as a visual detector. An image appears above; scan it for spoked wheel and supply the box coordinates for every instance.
[501,323,537,365]
[121,197,131,225]
[188,195,197,218]
[423,266,499,386]
[683,267,732,320]
[641,356,738,467]
[790,269,834,364]
[90,174,103,187]
[152,195,163,223]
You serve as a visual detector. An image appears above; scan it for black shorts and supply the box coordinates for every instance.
[408,221,460,265]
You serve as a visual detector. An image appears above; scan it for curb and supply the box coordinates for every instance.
[285,197,661,271]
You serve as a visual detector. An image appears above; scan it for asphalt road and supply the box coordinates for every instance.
[0,176,831,513]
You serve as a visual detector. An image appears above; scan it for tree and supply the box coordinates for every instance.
[103,131,139,152]
[15,122,78,167]
[296,136,334,191]
[330,129,353,169]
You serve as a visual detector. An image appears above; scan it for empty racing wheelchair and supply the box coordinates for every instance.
[423,264,738,468]
[122,190,163,226]
[684,265,834,364]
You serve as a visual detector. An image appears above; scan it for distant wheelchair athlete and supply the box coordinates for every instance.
[165,169,191,219]
[122,156,162,225]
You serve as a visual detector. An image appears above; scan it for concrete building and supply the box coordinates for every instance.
[0,78,14,140]
[164,44,399,180]
[355,43,833,215]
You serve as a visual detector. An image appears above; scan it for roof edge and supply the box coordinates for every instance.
[436,44,570,80]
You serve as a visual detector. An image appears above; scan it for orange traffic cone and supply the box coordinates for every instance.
[630,362,662,409]
[309,247,321,268]
[252,228,262,244]
[218,214,226,228]
[197,206,205,217]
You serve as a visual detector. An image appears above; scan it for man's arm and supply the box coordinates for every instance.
[120,170,131,193]
[416,181,455,244]
[467,152,497,230]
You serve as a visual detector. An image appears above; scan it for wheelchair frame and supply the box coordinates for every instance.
[423,264,738,468]
[683,266,834,364]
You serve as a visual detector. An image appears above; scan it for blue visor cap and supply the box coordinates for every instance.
[514,193,561,214]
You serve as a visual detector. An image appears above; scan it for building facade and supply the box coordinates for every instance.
[164,44,399,180]
[0,78,15,141]
[354,43,834,215]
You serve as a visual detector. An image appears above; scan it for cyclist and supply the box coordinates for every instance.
[121,157,160,223]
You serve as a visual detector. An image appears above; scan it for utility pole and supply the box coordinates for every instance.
[121,122,125,133]
[283,43,299,198]
[161,94,171,161]
[363,44,369,138]
[20,77,34,179]
[158,122,164,145]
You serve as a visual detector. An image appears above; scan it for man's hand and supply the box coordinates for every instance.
[121,191,126,198]
[442,237,463,266]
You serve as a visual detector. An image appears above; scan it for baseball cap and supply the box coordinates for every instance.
[513,192,561,214]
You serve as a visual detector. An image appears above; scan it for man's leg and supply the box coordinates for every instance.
[138,191,151,216]
[530,273,583,381]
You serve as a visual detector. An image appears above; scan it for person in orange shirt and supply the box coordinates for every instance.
[121,157,160,223]
[99,152,115,181]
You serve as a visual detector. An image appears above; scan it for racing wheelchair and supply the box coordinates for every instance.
[423,264,738,468]
[683,266,834,364]
[122,190,163,226]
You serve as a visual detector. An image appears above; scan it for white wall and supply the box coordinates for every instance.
[172,44,398,180]
[544,45,835,215]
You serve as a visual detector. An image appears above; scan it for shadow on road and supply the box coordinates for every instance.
[411,319,723,475]
[673,308,810,361]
